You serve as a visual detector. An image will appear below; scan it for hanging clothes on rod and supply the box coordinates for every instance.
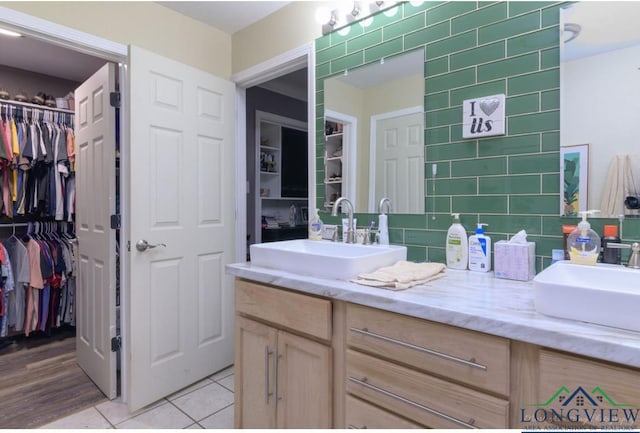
[0,101,76,221]
[0,221,76,338]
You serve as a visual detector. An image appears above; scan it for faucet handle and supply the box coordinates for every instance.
[607,242,640,269]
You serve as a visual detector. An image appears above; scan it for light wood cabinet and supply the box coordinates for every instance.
[345,395,422,429]
[234,277,640,430]
[234,279,332,428]
[345,303,510,428]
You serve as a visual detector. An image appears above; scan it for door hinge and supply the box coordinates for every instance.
[111,336,121,352]
[110,91,121,108]
[110,214,121,229]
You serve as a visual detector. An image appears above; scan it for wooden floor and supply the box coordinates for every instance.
[0,329,108,429]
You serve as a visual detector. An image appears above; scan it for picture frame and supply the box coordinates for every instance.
[560,143,589,216]
[300,207,309,223]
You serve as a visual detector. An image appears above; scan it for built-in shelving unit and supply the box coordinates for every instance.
[255,111,308,244]
[324,120,344,209]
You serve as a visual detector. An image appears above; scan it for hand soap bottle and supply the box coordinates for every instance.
[309,208,323,241]
[567,210,600,265]
[469,223,491,272]
[446,213,468,269]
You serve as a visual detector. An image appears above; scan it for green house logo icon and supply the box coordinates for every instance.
[531,386,632,407]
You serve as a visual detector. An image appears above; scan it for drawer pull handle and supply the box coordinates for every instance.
[265,346,273,404]
[350,327,487,371]
[348,376,478,429]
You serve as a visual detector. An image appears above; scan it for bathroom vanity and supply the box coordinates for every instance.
[227,263,640,429]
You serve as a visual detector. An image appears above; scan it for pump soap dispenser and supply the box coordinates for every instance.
[567,210,601,265]
[469,223,491,272]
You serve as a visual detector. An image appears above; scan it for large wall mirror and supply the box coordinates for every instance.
[323,48,425,214]
[561,2,640,217]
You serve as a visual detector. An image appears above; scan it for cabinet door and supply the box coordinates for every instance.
[234,316,277,428]
[276,330,332,428]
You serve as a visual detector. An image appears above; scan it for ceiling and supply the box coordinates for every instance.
[158,1,290,35]
[562,1,640,61]
[0,1,292,82]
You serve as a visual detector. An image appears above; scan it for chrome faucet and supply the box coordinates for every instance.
[332,197,355,243]
[379,197,392,215]
[607,242,640,269]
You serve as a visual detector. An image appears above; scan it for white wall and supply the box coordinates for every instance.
[562,44,640,214]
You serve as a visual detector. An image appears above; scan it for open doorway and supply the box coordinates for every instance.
[0,25,120,427]
[232,44,315,263]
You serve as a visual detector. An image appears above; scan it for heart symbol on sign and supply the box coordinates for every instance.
[479,98,500,116]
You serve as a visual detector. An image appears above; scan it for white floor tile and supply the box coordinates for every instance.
[115,401,193,429]
[199,404,234,429]
[217,374,234,392]
[39,407,112,429]
[171,382,234,422]
[168,378,215,401]
[209,365,234,382]
[95,397,164,426]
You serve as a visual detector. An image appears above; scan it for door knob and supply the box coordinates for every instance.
[136,239,166,252]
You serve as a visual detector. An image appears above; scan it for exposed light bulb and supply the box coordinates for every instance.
[315,7,333,25]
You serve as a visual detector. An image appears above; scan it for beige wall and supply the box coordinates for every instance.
[1,1,232,78]
[232,1,331,74]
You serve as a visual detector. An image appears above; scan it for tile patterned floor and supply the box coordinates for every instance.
[39,366,235,429]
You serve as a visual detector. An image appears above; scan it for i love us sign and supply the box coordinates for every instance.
[462,94,505,139]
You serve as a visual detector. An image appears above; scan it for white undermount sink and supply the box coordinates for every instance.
[533,260,640,332]
[250,239,407,280]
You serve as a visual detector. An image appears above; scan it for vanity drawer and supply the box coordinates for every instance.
[345,395,422,429]
[235,279,332,341]
[539,349,640,428]
[346,303,509,395]
[346,349,509,428]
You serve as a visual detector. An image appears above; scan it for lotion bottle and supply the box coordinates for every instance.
[446,213,468,269]
[469,223,491,272]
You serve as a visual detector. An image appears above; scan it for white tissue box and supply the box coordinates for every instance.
[494,241,536,281]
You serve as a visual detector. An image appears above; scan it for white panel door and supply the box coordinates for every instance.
[127,46,236,411]
[75,63,118,399]
[374,112,424,214]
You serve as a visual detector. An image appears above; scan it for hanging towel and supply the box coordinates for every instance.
[352,261,446,290]
[600,154,635,218]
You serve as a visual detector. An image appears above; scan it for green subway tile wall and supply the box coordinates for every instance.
[315,1,640,271]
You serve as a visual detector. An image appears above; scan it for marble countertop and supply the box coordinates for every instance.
[226,262,640,368]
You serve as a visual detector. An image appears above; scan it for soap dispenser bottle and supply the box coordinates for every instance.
[567,210,601,265]
[309,208,323,241]
[469,223,491,272]
[446,213,468,269]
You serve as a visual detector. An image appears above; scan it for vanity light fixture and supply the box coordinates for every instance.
[318,1,399,35]
[563,23,581,43]
[0,27,22,38]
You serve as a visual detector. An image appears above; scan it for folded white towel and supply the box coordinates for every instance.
[352,261,446,290]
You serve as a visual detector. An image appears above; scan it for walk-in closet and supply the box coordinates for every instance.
[0,31,117,428]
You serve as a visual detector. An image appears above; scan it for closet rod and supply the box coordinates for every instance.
[0,222,29,227]
[0,99,74,114]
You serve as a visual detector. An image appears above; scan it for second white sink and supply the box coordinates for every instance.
[533,260,640,332]
[250,239,407,280]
